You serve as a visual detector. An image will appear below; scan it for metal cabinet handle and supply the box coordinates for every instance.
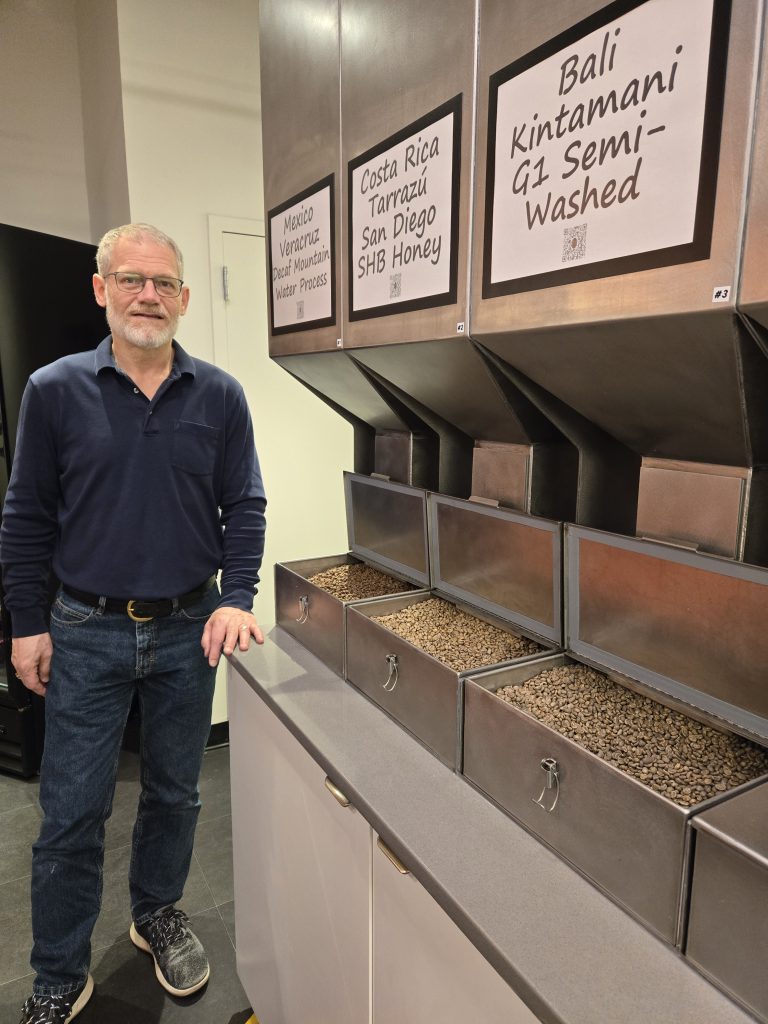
[532,757,560,813]
[382,653,398,692]
[324,776,350,808]
[376,836,409,875]
[296,594,309,624]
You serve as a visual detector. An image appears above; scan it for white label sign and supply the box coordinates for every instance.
[350,98,460,317]
[487,0,721,292]
[269,178,334,332]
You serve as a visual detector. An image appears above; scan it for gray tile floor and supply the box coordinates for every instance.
[0,746,254,1024]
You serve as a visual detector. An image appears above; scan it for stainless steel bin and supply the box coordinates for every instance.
[275,473,430,675]
[686,783,768,1023]
[463,526,768,945]
[345,496,563,768]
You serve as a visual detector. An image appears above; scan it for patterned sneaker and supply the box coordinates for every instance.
[129,906,210,996]
[18,975,94,1023]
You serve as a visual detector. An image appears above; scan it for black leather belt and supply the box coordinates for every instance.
[61,578,215,622]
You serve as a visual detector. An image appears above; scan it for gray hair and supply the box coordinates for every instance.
[95,223,184,278]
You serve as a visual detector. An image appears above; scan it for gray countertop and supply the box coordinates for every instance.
[229,628,753,1024]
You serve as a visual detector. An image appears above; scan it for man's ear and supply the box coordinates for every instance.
[93,273,107,309]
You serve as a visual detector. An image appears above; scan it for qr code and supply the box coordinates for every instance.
[562,223,587,263]
[296,300,304,320]
[389,273,402,299]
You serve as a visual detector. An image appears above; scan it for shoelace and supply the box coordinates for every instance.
[21,991,74,1024]
[145,907,191,954]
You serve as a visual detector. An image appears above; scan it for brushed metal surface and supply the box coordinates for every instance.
[464,657,706,944]
[352,339,546,445]
[471,442,530,509]
[471,0,761,334]
[275,351,409,432]
[341,0,476,346]
[692,781,768,871]
[480,315,752,467]
[345,473,430,584]
[429,495,561,642]
[275,558,351,676]
[686,825,768,1022]
[260,0,342,355]
[375,432,414,484]
[636,459,747,558]
[737,0,768,334]
[569,528,768,735]
[345,598,461,768]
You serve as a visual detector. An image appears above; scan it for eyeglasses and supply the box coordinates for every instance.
[104,271,184,298]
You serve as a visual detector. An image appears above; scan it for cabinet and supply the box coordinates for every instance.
[229,666,540,1024]
[230,672,370,1024]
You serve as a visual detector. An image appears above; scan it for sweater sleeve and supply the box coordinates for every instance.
[216,385,267,611]
[0,379,60,636]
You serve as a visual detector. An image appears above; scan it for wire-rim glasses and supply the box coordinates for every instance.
[105,271,184,298]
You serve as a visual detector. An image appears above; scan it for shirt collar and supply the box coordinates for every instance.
[94,335,196,378]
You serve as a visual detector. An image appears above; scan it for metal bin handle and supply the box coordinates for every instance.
[532,757,560,813]
[296,594,309,624]
[382,654,398,692]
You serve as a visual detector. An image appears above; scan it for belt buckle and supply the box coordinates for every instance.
[126,600,153,623]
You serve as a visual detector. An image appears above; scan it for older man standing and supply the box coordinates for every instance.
[1,223,266,1023]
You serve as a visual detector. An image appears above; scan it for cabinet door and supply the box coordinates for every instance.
[373,838,540,1024]
[230,670,371,1024]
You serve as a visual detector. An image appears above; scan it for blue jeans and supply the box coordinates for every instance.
[30,584,219,996]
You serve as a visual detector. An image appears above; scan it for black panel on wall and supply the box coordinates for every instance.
[0,223,106,776]
[0,222,107,461]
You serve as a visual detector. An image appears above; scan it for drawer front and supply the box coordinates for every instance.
[463,681,688,943]
[346,608,459,769]
[276,564,345,676]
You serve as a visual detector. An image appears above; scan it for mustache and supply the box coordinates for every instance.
[128,303,166,318]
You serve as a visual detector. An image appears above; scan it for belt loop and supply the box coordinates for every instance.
[97,595,107,616]
[171,597,180,612]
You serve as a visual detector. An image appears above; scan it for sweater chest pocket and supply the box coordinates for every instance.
[172,420,220,475]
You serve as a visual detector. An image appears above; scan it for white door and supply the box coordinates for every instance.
[219,228,353,627]
[373,837,541,1024]
[230,668,371,1024]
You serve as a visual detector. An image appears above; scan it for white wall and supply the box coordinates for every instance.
[0,0,91,240]
[76,0,131,238]
[115,0,263,363]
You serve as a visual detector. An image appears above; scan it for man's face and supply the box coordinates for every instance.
[92,236,190,350]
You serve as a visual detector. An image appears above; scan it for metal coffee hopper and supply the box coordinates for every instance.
[463,525,768,946]
[275,472,430,676]
[686,784,768,1023]
[345,494,563,769]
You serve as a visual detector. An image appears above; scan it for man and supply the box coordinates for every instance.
[0,223,266,1024]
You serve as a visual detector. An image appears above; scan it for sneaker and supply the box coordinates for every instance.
[129,906,210,997]
[18,975,94,1023]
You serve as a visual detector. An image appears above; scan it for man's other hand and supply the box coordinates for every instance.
[11,633,53,696]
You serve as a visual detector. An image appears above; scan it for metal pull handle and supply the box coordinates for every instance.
[377,836,409,875]
[324,776,350,808]
[296,594,309,624]
[532,757,560,813]
[382,654,399,692]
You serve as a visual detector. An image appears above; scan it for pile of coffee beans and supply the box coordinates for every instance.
[373,597,543,672]
[308,563,414,601]
[496,663,768,807]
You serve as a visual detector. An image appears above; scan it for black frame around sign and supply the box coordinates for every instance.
[348,94,462,321]
[482,0,731,298]
[267,173,337,336]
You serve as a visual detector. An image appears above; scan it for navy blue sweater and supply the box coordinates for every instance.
[0,337,266,636]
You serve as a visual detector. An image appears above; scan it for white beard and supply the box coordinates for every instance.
[105,299,179,350]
